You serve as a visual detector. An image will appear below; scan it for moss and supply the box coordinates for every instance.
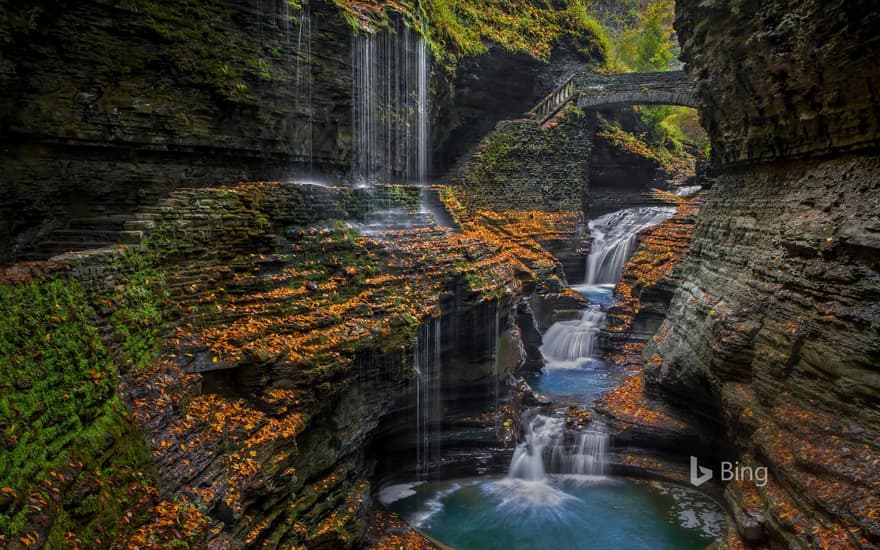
[105,268,170,374]
[107,0,292,99]
[44,397,157,547]
[596,119,684,170]
[0,278,158,542]
[457,106,591,211]
[333,0,611,69]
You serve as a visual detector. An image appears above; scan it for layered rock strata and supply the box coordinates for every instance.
[0,181,569,548]
[639,1,880,547]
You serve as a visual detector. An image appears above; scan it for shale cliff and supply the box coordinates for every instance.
[0,180,582,547]
[0,0,355,262]
[0,0,602,264]
[644,1,880,547]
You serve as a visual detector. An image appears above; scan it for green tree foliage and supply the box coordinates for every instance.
[604,0,706,151]
[615,0,677,72]
[333,0,612,69]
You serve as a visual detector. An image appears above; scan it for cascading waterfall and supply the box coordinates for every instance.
[539,308,606,366]
[539,206,676,370]
[673,185,702,197]
[508,414,607,481]
[584,207,676,286]
[414,317,442,479]
[517,207,674,486]
[351,21,431,186]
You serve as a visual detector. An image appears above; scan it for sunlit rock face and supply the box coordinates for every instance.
[650,1,880,546]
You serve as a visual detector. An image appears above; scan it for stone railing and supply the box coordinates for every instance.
[530,75,578,123]
[531,70,696,123]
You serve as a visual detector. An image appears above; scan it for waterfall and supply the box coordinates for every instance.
[539,308,606,366]
[295,7,313,175]
[415,317,442,479]
[673,185,702,197]
[351,21,431,186]
[417,35,429,185]
[508,414,607,481]
[584,207,676,285]
[280,2,313,175]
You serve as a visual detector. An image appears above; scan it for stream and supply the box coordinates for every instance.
[382,206,727,549]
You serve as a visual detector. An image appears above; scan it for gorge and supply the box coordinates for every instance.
[0,1,878,549]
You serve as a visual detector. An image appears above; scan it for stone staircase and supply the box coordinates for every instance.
[17,212,159,262]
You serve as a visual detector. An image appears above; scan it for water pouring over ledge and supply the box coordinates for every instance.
[573,206,676,303]
[537,206,675,380]
[382,202,724,548]
[508,413,607,481]
[351,21,430,187]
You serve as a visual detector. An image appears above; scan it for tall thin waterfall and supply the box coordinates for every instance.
[584,207,676,285]
[295,7,313,174]
[416,36,429,185]
[508,415,607,481]
[280,3,313,174]
[415,317,442,479]
[352,21,431,185]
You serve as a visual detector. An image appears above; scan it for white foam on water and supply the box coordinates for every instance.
[378,482,424,505]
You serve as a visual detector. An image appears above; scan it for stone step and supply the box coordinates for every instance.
[123,219,156,231]
[68,214,131,231]
[133,212,161,221]
[31,240,115,255]
[50,229,122,242]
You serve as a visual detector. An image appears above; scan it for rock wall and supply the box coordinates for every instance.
[644,1,880,547]
[451,106,595,212]
[676,0,880,167]
[0,0,356,263]
[0,179,558,547]
[434,40,599,175]
[0,0,603,264]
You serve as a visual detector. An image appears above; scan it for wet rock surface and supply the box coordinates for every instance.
[647,156,880,547]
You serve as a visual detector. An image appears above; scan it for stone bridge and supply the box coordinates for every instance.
[531,70,696,123]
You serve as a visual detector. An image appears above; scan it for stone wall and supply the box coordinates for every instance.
[451,106,594,211]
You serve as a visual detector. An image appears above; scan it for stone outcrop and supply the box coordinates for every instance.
[641,1,880,547]
[676,0,880,167]
[646,156,880,548]
[0,179,581,547]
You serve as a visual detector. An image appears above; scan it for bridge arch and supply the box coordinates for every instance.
[531,70,697,123]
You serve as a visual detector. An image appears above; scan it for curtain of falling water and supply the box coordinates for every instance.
[415,317,443,480]
[280,2,314,174]
[508,414,608,481]
[296,7,313,175]
[352,21,431,186]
